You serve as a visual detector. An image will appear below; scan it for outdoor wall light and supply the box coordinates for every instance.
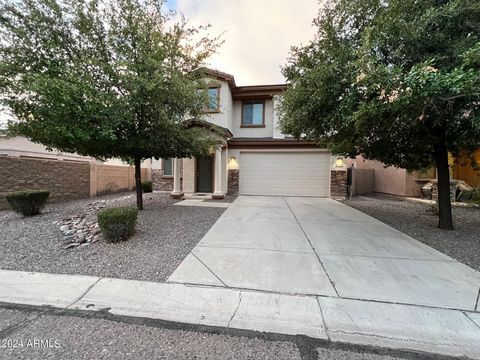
[228,156,239,170]
[335,157,345,168]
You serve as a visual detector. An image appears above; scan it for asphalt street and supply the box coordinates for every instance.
[0,304,436,360]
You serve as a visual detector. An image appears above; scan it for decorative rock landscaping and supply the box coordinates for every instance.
[53,200,106,249]
[1,192,226,282]
[52,194,138,249]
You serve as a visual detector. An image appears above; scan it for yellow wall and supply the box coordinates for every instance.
[453,150,480,186]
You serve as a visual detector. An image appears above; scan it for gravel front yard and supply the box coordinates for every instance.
[0,192,225,281]
[345,195,480,271]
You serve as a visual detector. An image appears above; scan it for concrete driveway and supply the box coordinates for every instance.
[168,196,480,311]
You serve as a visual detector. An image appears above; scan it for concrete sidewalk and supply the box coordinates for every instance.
[1,269,480,358]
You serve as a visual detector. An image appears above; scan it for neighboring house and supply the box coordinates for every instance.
[154,69,347,199]
[0,134,100,163]
[0,134,153,168]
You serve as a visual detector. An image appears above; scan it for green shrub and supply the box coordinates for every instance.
[141,181,153,193]
[97,207,138,243]
[5,190,50,216]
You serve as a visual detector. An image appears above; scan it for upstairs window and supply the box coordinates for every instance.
[242,101,265,127]
[197,86,220,113]
[207,87,220,112]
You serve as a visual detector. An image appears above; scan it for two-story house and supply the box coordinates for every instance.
[151,69,347,199]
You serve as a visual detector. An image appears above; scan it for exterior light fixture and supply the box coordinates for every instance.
[228,156,239,170]
[335,157,344,168]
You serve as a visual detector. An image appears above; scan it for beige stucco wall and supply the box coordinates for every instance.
[351,156,422,197]
[231,100,274,138]
[354,168,374,195]
[272,96,284,139]
[151,157,162,170]
[182,157,196,193]
[405,171,423,197]
[103,158,152,168]
[94,164,151,196]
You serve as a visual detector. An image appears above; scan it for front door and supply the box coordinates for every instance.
[196,156,213,193]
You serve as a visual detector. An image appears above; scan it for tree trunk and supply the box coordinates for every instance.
[433,141,453,230]
[134,156,143,211]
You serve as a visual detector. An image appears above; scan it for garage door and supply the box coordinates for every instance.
[239,152,331,197]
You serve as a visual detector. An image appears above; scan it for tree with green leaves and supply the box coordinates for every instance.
[0,0,220,210]
[280,0,480,229]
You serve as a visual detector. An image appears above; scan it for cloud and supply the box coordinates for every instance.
[175,0,319,85]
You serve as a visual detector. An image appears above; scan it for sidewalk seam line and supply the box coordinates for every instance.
[196,244,312,255]
[316,297,331,341]
[191,252,229,288]
[463,311,480,332]
[153,278,480,313]
[66,277,103,309]
[196,244,457,262]
[475,286,480,312]
[282,197,340,297]
[227,291,242,328]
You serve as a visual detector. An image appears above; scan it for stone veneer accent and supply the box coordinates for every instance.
[0,156,90,210]
[330,170,348,198]
[152,169,174,192]
[228,169,239,195]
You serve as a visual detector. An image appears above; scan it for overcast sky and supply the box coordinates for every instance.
[0,1,321,127]
[168,0,319,86]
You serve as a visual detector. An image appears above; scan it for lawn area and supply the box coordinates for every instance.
[345,195,480,271]
[0,192,225,281]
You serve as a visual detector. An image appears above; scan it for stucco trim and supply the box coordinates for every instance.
[228,140,319,149]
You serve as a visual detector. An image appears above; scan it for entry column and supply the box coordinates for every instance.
[212,147,225,199]
[171,158,183,198]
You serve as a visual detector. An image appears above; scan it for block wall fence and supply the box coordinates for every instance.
[0,156,151,210]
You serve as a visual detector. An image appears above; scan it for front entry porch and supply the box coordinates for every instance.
[171,145,228,200]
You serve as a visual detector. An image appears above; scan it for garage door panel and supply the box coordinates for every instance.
[239,152,330,197]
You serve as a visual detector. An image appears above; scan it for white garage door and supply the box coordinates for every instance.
[239,152,331,197]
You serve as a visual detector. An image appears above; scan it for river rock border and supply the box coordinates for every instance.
[53,200,106,249]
